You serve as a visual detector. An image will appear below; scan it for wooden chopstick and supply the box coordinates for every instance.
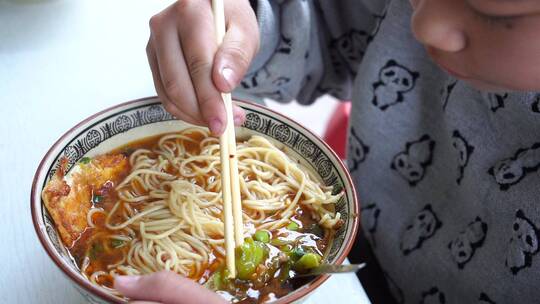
[226,94,244,250]
[212,0,244,278]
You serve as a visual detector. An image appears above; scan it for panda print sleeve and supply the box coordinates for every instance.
[236,0,388,104]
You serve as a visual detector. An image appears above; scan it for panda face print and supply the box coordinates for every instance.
[449,234,474,266]
[372,60,419,111]
[361,203,380,247]
[401,204,442,255]
[330,29,369,76]
[489,159,524,188]
[448,217,487,269]
[392,153,423,183]
[505,209,539,274]
[379,61,417,92]
[421,287,446,304]
[391,135,436,186]
[487,93,508,112]
[347,127,370,173]
[451,130,474,184]
[488,143,540,190]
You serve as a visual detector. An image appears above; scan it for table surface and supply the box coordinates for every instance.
[0,0,370,303]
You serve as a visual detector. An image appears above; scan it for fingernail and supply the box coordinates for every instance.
[234,115,244,126]
[209,118,224,135]
[221,67,236,90]
[114,276,140,289]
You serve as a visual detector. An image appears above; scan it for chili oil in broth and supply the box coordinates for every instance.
[68,132,337,302]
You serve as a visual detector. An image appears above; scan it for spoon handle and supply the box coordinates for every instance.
[294,263,366,277]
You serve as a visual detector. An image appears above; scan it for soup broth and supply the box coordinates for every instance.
[42,128,343,303]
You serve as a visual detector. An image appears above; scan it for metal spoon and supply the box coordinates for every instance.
[293,263,366,278]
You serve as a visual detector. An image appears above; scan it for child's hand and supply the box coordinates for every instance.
[147,0,259,135]
[115,271,227,304]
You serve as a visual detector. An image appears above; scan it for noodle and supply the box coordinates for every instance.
[83,127,342,290]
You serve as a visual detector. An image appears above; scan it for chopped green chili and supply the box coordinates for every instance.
[235,238,266,280]
[286,221,299,231]
[293,252,321,273]
[253,230,271,243]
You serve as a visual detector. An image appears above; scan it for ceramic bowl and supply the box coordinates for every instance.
[31,96,359,303]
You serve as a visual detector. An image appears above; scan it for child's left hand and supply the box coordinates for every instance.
[115,271,227,304]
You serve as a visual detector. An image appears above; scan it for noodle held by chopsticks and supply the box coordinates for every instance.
[212,0,243,278]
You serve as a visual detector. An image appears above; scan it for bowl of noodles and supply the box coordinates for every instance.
[31,96,359,303]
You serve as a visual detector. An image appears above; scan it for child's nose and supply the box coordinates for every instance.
[410,0,467,53]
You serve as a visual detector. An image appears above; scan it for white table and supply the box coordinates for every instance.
[0,1,370,303]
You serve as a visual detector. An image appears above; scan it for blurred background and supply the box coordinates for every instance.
[0,0,339,137]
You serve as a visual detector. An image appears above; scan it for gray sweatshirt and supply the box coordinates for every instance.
[238,0,540,303]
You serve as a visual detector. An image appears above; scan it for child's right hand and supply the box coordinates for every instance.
[146,0,260,135]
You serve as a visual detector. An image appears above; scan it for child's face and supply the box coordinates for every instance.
[410,0,540,92]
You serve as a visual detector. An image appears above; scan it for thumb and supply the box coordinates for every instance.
[114,271,226,304]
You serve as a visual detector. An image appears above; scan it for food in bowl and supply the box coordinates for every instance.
[32,97,358,304]
[42,127,344,302]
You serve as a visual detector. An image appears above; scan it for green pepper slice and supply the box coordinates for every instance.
[293,252,321,273]
[235,238,267,280]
